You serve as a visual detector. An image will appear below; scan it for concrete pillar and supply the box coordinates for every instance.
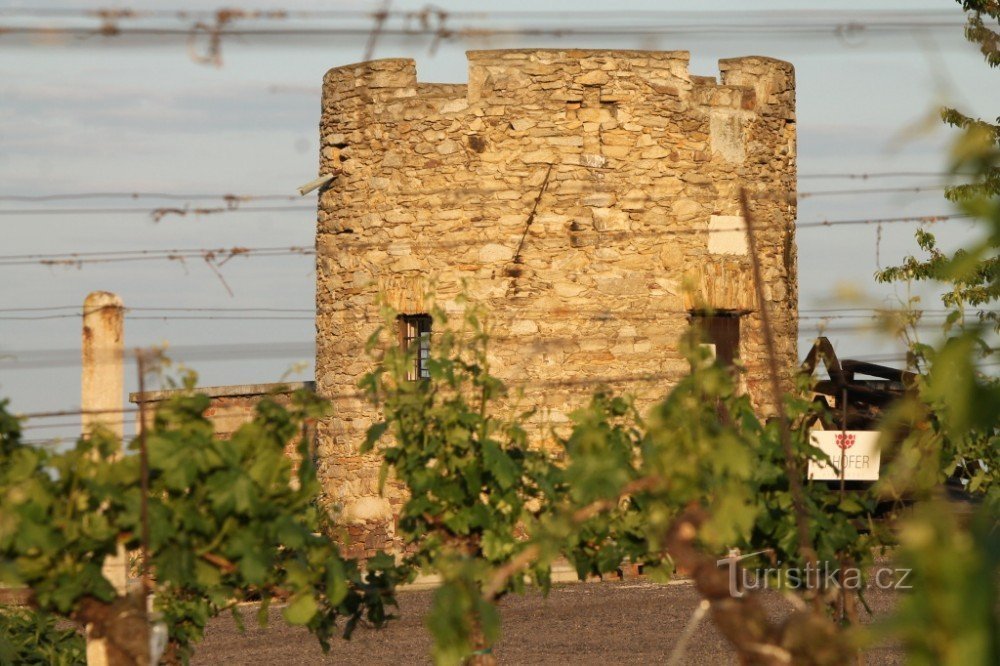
[81,292,129,593]
[82,291,125,440]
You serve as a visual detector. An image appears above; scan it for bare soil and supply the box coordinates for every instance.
[193,579,903,665]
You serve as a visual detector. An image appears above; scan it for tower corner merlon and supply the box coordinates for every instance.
[322,58,418,106]
[718,56,795,119]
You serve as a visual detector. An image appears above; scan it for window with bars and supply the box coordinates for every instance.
[398,314,432,381]
[690,311,741,367]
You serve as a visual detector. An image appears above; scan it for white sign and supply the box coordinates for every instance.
[807,431,881,482]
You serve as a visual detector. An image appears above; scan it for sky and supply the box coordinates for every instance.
[1,0,997,441]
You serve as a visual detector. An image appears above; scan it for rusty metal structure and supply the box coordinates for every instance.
[801,336,916,430]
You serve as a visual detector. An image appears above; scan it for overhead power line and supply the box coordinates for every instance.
[1,311,979,371]
[0,212,972,269]
[0,311,960,323]
[0,244,309,261]
[0,25,965,42]
[0,192,302,203]
[23,351,997,429]
[17,357,1000,434]
[0,305,963,315]
[19,407,139,420]
[0,305,316,314]
[796,171,969,180]
[797,213,969,228]
[0,182,960,206]
[3,314,317,321]
[0,7,971,66]
[0,341,316,370]
[17,350,972,427]
[0,213,970,268]
[0,8,965,21]
[21,419,135,432]
[0,19,967,38]
[797,185,948,199]
[0,245,312,267]
[0,204,312,219]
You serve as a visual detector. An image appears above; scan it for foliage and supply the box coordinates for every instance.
[870,5,1000,660]
[547,355,783,572]
[875,227,998,328]
[944,1,1000,200]
[544,346,881,637]
[957,1,1000,67]
[543,392,659,581]
[0,607,85,666]
[879,1,999,329]
[0,385,401,664]
[0,398,127,612]
[885,500,999,665]
[874,1,1000,500]
[363,308,878,664]
[360,303,555,662]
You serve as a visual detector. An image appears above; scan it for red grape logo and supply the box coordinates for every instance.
[836,433,856,450]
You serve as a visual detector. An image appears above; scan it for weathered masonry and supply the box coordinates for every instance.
[315,49,797,556]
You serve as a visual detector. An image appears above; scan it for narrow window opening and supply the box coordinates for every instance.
[689,311,741,368]
[398,314,432,381]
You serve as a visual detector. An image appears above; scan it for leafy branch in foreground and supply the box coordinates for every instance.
[0,382,401,665]
[363,302,878,665]
[875,2,999,500]
[0,606,86,666]
[361,302,557,664]
[869,5,999,658]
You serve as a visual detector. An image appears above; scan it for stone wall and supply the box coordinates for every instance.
[315,49,797,556]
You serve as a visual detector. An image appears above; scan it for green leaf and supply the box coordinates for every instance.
[363,422,389,453]
[257,596,271,628]
[237,551,268,586]
[644,561,674,584]
[325,558,348,606]
[482,440,518,489]
[283,592,318,626]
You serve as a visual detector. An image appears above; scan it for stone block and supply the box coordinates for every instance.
[478,243,516,263]
[707,215,748,255]
[591,208,631,232]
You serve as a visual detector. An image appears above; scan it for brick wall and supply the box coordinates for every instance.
[129,382,315,485]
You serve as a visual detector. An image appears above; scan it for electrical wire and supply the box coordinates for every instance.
[0,205,312,217]
[2,312,984,371]
[0,22,968,40]
[0,304,969,315]
[0,311,963,322]
[0,182,961,205]
[0,8,965,21]
[0,213,972,268]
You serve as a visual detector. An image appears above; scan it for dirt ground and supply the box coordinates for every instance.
[192,579,903,665]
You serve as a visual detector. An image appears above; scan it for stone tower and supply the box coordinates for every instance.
[315,49,797,556]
